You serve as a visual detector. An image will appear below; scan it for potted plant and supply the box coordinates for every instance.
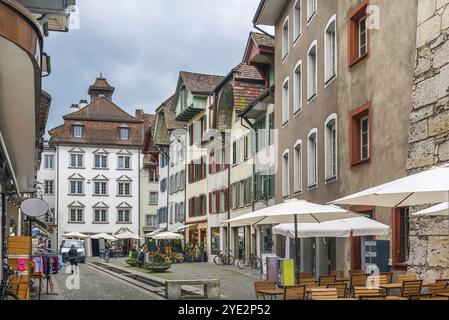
[145,253,171,273]
[198,244,207,262]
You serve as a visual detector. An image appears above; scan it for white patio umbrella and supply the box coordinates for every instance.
[223,199,360,282]
[413,202,449,216]
[115,231,142,240]
[332,165,449,208]
[272,217,390,239]
[145,229,165,238]
[62,232,89,239]
[90,233,117,241]
[151,232,184,240]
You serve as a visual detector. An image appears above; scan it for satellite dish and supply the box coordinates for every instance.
[20,198,49,218]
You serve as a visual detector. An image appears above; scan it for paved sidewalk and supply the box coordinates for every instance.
[105,258,259,300]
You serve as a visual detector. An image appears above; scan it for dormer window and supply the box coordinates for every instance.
[119,126,130,140]
[73,124,84,138]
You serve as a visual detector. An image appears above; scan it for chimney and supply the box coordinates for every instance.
[79,100,88,109]
[135,109,144,119]
[70,103,79,113]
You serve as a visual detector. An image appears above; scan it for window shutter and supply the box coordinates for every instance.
[216,191,220,213]
[209,193,212,214]
[247,177,253,204]
[224,189,229,211]
[189,125,193,145]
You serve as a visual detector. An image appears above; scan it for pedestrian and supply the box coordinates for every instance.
[68,244,78,274]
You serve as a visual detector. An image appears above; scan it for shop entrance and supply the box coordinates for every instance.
[234,227,245,259]
[91,239,100,257]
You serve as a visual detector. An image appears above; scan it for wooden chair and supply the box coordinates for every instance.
[284,285,306,300]
[427,282,448,293]
[420,297,449,300]
[299,278,317,289]
[254,281,277,300]
[299,272,314,279]
[407,293,433,300]
[380,272,393,284]
[311,288,338,300]
[354,287,383,299]
[349,269,366,276]
[397,274,417,283]
[359,295,387,300]
[350,274,367,294]
[328,283,347,298]
[330,271,344,278]
[319,275,336,287]
[366,275,388,287]
[400,280,423,298]
[436,279,449,286]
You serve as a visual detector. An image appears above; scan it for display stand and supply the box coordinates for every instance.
[7,236,32,300]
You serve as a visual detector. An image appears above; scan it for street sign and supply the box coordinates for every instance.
[20,198,49,217]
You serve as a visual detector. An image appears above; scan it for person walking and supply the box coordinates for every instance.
[68,244,78,274]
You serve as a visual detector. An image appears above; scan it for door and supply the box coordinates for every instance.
[327,238,337,274]
[350,209,374,270]
[91,239,100,257]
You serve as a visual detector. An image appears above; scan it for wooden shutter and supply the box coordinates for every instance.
[209,193,213,214]
[224,189,229,211]
[216,191,220,213]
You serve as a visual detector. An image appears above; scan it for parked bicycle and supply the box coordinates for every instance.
[237,254,261,270]
[0,261,19,301]
[213,250,235,266]
[99,249,111,263]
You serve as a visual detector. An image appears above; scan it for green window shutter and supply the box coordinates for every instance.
[254,174,259,202]
[233,142,237,165]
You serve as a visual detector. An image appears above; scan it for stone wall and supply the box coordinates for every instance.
[407,0,449,280]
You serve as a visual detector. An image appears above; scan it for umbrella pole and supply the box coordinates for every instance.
[294,215,300,284]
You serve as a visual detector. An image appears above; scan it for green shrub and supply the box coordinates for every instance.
[128,251,139,259]
[126,258,138,266]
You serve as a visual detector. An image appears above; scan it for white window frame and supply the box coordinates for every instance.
[117,182,131,196]
[70,153,84,168]
[44,180,54,195]
[94,154,108,169]
[69,180,84,195]
[69,208,84,223]
[282,16,289,61]
[282,149,290,198]
[93,209,108,223]
[44,155,54,169]
[149,192,158,205]
[324,15,337,85]
[324,114,338,181]
[307,129,318,188]
[117,209,131,223]
[359,16,368,57]
[117,155,131,169]
[282,77,290,126]
[93,181,108,196]
[307,40,318,102]
[360,116,370,161]
[293,0,302,43]
[293,60,303,114]
[294,140,303,193]
[307,0,317,23]
[73,125,83,138]
[119,127,130,140]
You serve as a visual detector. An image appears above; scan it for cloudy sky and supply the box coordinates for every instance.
[42,0,270,133]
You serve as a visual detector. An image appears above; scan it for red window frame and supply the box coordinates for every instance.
[349,102,372,167]
[348,0,370,67]
[392,208,409,270]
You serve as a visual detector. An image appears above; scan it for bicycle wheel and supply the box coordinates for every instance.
[227,255,235,266]
[237,257,247,269]
[213,255,222,265]
[253,257,261,270]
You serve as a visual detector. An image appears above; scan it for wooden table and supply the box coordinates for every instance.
[258,289,284,300]
[436,292,449,298]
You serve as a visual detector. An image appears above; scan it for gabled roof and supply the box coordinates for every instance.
[179,71,224,95]
[154,95,186,147]
[250,32,275,48]
[64,96,142,123]
[253,0,288,26]
[88,77,115,95]
[234,62,265,81]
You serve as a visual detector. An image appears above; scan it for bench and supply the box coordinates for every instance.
[165,279,220,300]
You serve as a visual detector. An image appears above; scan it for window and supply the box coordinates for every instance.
[189,116,207,145]
[294,141,302,193]
[149,192,158,205]
[160,154,168,168]
[325,115,338,180]
[294,61,302,114]
[307,0,317,22]
[94,181,108,195]
[70,153,83,168]
[158,207,167,224]
[282,150,290,197]
[349,0,370,66]
[308,130,318,188]
[119,127,130,140]
[69,180,84,195]
[282,78,289,125]
[149,169,158,182]
[44,180,54,195]
[94,209,108,223]
[268,113,275,145]
[94,154,108,169]
[325,16,337,84]
[118,155,131,169]
[117,209,131,223]
[307,42,317,101]
[146,215,156,227]
[44,155,54,169]
[73,125,83,138]
[189,158,206,182]
[255,119,266,152]
[189,195,206,217]
[293,1,302,41]
[350,102,371,166]
[392,208,410,269]
[69,209,83,223]
[118,182,131,196]
[282,17,289,59]
[160,178,167,193]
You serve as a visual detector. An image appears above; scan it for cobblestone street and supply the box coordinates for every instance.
[54,262,159,300]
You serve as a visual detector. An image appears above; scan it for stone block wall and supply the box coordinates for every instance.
[407,0,449,280]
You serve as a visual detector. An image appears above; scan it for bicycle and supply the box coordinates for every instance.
[0,262,19,301]
[237,254,261,270]
[100,249,111,263]
[213,250,235,266]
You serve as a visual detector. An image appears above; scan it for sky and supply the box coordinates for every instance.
[42,0,269,134]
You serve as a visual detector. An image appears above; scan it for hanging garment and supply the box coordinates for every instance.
[17,258,28,272]
[33,257,43,273]
[51,256,59,274]
[59,255,64,270]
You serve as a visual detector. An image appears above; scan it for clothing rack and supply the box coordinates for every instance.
[32,250,61,299]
